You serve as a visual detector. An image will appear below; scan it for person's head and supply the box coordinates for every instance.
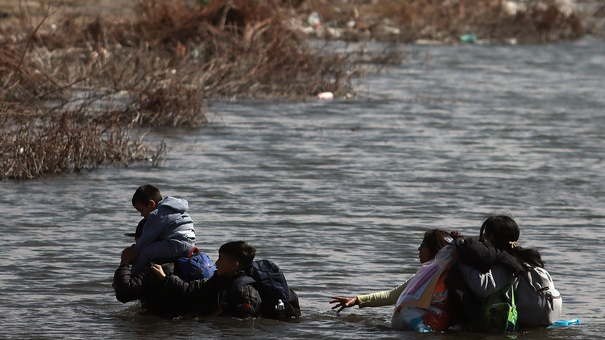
[124,218,146,240]
[479,215,520,251]
[480,214,544,268]
[216,241,256,278]
[418,229,459,263]
[132,184,163,218]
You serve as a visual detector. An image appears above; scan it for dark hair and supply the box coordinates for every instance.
[422,229,462,259]
[132,184,163,207]
[480,215,544,268]
[219,241,256,271]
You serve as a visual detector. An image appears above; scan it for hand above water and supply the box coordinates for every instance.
[150,263,166,279]
[120,245,137,265]
[330,296,358,313]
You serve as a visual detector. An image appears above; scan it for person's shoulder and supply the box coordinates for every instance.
[157,196,189,213]
[223,273,255,292]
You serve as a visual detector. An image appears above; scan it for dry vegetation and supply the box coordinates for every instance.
[0,0,358,180]
[301,0,584,43]
[0,0,586,180]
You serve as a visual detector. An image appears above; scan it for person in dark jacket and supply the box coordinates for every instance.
[446,215,542,331]
[112,240,207,318]
[151,240,262,319]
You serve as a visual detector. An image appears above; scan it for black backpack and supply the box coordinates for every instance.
[248,259,301,320]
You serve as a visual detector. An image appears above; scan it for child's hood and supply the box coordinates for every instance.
[158,196,189,213]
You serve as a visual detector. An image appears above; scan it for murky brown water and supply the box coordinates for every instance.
[1,38,603,339]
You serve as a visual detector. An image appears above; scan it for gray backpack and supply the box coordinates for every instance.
[515,266,562,327]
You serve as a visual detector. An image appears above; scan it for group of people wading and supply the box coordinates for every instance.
[112,184,562,332]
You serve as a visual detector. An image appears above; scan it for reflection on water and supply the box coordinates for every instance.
[1,38,604,339]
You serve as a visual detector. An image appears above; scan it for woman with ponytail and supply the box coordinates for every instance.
[446,215,561,331]
[479,215,543,269]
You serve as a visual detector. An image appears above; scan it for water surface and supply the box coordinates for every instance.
[1,38,604,339]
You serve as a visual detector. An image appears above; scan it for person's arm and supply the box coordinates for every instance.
[151,263,219,304]
[456,238,525,275]
[113,246,151,301]
[455,238,500,272]
[120,245,138,265]
[458,263,514,298]
[112,264,147,303]
[330,275,412,312]
[356,277,412,307]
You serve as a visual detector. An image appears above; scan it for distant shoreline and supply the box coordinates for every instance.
[1,0,600,44]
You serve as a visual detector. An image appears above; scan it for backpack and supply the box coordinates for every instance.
[174,247,216,282]
[515,266,562,327]
[248,259,301,320]
[482,287,518,333]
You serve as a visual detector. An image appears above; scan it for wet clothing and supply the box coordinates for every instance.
[356,275,452,331]
[454,237,523,274]
[446,238,524,329]
[356,277,412,307]
[132,196,196,272]
[112,263,204,318]
[390,245,455,332]
[163,270,262,319]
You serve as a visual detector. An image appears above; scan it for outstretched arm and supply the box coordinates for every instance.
[329,276,412,313]
[329,296,358,313]
[151,263,219,304]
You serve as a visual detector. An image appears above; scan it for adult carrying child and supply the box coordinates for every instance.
[446,215,563,332]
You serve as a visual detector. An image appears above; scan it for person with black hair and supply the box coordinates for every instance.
[113,247,206,318]
[330,229,463,332]
[447,214,562,330]
[151,240,262,319]
[122,184,196,273]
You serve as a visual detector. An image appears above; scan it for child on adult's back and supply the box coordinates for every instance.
[122,184,196,273]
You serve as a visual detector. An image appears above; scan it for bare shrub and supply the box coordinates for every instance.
[121,0,357,98]
[303,0,584,43]
[0,107,161,180]
[0,0,378,179]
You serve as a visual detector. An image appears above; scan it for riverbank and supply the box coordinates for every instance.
[0,0,599,180]
[0,1,362,179]
[1,0,596,43]
[292,0,586,44]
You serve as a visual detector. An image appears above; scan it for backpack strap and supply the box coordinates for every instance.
[510,283,516,308]
[228,275,257,299]
[221,275,257,309]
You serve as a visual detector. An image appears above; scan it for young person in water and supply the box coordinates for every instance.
[330,229,462,332]
[151,240,262,319]
[446,214,561,330]
[113,240,204,318]
[121,184,196,273]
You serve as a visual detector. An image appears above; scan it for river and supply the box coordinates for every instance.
[1,37,604,339]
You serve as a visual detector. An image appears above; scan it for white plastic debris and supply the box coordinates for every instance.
[317,92,334,100]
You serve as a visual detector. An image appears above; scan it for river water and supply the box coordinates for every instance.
[1,37,604,339]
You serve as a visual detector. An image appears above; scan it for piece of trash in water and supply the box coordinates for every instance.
[317,92,334,100]
[459,34,477,43]
[547,319,581,328]
[308,12,321,27]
